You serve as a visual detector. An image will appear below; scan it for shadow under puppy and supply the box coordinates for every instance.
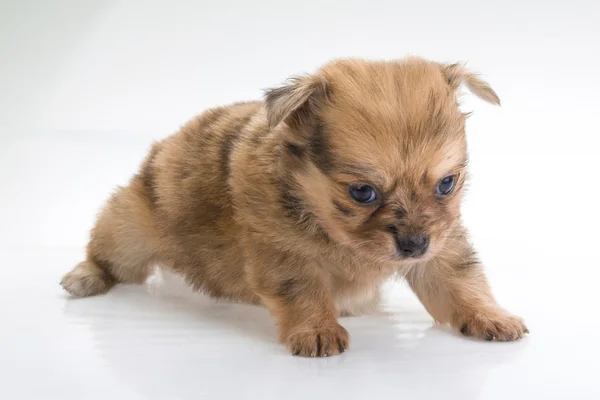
[61,56,528,357]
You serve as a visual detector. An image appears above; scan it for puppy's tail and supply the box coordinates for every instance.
[441,63,501,106]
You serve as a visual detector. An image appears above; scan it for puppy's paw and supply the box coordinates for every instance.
[61,261,114,297]
[286,323,349,357]
[455,309,529,342]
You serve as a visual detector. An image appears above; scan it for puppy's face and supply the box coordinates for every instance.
[266,58,499,264]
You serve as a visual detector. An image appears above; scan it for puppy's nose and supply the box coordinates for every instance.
[395,235,429,258]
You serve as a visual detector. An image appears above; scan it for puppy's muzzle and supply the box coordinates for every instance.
[395,235,429,258]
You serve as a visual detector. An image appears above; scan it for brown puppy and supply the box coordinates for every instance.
[61,57,528,357]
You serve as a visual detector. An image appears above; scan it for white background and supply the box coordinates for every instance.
[1,1,599,399]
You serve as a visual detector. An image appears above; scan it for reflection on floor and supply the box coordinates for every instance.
[2,247,597,400]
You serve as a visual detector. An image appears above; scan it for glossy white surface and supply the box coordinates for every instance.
[2,1,600,399]
[2,246,599,400]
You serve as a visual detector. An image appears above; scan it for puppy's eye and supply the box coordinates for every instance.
[436,175,457,196]
[348,184,377,204]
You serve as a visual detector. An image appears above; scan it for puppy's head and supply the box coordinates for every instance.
[265,57,499,264]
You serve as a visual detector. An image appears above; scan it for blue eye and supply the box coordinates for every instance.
[437,175,457,196]
[349,184,377,204]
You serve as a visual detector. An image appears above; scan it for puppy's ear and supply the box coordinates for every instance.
[264,74,328,129]
[441,63,501,105]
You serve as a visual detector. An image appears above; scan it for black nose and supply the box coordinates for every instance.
[395,235,430,258]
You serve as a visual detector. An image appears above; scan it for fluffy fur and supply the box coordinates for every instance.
[61,56,528,357]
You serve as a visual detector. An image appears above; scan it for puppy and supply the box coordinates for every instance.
[61,56,528,357]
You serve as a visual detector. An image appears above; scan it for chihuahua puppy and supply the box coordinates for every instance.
[61,56,528,357]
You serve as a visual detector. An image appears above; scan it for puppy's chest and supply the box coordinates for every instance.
[318,257,392,317]
[320,253,394,287]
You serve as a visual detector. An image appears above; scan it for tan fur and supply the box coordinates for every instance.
[61,56,527,356]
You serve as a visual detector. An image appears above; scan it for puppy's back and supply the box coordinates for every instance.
[138,101,264,300]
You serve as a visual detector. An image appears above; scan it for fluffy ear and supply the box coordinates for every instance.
[264,74,328,129]
[441,63,501,105]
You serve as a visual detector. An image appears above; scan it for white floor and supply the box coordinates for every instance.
[1,251,597,400]
[2,1,600,399]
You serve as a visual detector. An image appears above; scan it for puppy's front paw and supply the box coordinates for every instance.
[286,323,349,357]
[455,309,529,342]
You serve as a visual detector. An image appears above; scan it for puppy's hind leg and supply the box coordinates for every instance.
[61,259,116,297]
[61,181,157,297]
